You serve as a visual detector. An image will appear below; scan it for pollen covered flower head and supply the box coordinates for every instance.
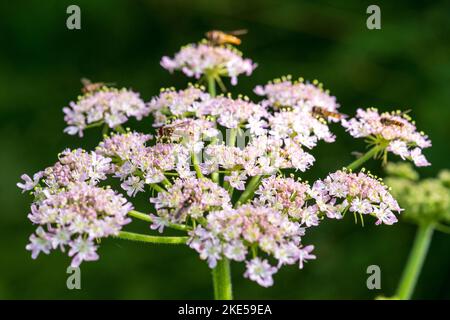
[149,86,269,133]
[254,176,320,227]
[97,132,191,194]
[342,108,432,167]
[63,87,149,137]
[268,108,336,149]
[254,75,340,117]
[204,135,315,178]
[188,204,315,287]
[198,95,269,131]
[150,177,231,224]
[26,182,132,267]
[312,169,402,225]
[96,131,153,161]
[148,85,211,127]
[161,42,256,85]
[17,148,112,196]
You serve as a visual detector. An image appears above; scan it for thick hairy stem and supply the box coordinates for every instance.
[235,175,262,207]
[116,231,188,245]
[127,210,191,232]
[396,223,434,299]
[212,258,233,300]
[346,145,381,171]
[206,73,234,300]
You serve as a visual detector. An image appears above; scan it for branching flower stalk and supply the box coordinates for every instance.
[384,164,449,300]
[18,33,432,299]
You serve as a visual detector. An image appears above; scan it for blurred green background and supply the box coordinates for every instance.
[0,0,449,299]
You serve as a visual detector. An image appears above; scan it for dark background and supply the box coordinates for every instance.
[0,0,449,299]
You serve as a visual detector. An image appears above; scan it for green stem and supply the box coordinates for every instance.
[127,210,191,232]
[162,177,172,187]
[435,223,450,234]
[223,128,238,194]
[228,128,238,147]
[235,175,262,207]
[151,183,166,193]
[210,137,220,184]
[207,73,219,184]
[212,258,233,300]
[85,121,104,129]
[191,151,204,179]
[116,231,188,245]
[207,73,216,97]
[102,123,109,136]
[346,145,381,171]
[396,223,434,300]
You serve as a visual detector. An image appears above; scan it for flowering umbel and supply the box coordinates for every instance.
[18,32,429,294]
[161,42,256,85]
[19,150,132,267]
[342,108,431,167]
[64,87,149,137]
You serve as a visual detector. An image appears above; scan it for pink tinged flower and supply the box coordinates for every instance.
[388,140,409,159]
[149,214,169,233]
[121,176,145,197]
[374,203,398,226]
[17,172,43,192]
[223,240,247,261]
[50,228,71,251]
[224,171,247,190]
[301,206,320,227]
[298,245,316,269]
[350,198,373,215]
[160,56,177,72]
[68,237,99,268]
[410,148,431,167]
[26,227,52,259]
[253,85,265,96]
[199,239,222,268]
[88,152,112,183]
[274,243,301,267]
[244,258,278,287]
[246,116,267,136]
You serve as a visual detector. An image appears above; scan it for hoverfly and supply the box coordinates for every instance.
[379,117,405,127]
[173,194,198,221]
[157,120,194,143]
[311,106,346,120]
[81,78,114,94]
[205,29,248,46]
[379,110,411,128]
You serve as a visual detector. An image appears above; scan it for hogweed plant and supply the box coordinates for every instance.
[382,163,450,299]
[18,33,432,299]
